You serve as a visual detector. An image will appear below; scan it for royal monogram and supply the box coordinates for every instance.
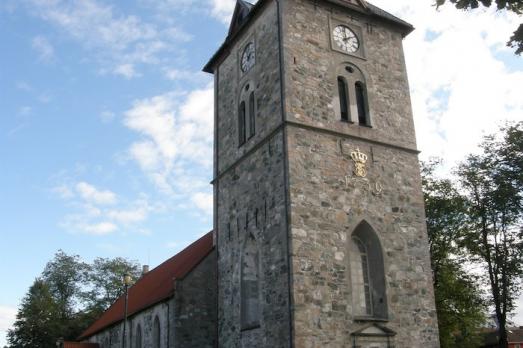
[351,148,368,178]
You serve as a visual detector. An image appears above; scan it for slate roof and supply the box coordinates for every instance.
[203,0,414,73]
[79,232,215,340]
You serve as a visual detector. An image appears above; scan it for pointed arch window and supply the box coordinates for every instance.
[238,101,246,145]
[350,221,388,319]
[135,324,142,348]
[248,92,255,138]
[338,76,349,122]
[153,316,161,348]
[241,234,260,330]
[238,82,256,146]
[350,237,372,315]
[355,81,369,126]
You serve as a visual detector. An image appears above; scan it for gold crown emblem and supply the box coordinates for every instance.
[350,148,368,164]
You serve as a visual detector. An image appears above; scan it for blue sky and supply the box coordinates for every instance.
[0,0,522,345]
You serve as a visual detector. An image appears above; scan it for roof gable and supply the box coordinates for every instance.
[79,232,215,339]
[339,0,369,10]
[228,0,254,38]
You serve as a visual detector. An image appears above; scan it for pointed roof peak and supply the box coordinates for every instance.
[228,0,255,37]
[343,0,369,10]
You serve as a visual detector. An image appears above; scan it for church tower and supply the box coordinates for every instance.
[204,0,440,347]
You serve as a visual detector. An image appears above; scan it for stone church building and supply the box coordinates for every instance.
[73,0,441,347]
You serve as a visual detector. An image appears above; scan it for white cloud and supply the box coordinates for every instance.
[54,180,162,235]
[162,27,193,42]
[370,1,523,170]
[0,305,17,347]
[192,192,213,214]
[32,35,54,62]
[163,68,207,83]
[210,0,259,24]
[129,141,161,171]
[82,221,118,235]
[125,94,179,166]
[123,84,214,215]
[26,0,191,77]
[114,63,139,79]
[106,201,150,225]
[76,182,117,205]
[210,0,236,24]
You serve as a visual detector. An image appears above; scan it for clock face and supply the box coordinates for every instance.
[333,25,359,54]
[241,42,255,73]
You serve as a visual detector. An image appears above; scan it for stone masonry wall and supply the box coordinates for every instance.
[216,132,291,348]
[286,127,439,347]
[281,0,418,151]
[174,249,217,348]
[86,300,170,348]
[216,0,283,173]
[215,0,292,347]
[281,0,440,347]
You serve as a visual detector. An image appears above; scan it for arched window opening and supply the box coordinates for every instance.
[355,81,369,126]
[135,324,142,348]
[338,76,349,122]
[241,234,260,330]
[153,316,161,348]
[238,101,246,146]
[248,92,255,138]
[350,221,388,319]
[335,64,371,126]
[350,237,372,316]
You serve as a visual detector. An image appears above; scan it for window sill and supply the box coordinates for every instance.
[240,323,260,332]
[353,316,388,323]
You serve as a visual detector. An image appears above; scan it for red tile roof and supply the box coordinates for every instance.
[79,232,214,339]
[63,343,99,348]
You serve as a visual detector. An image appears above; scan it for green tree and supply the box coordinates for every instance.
[457,121,523,348]
[41,250,88,320]
[436,0,523,54]
[83,257,141,317]
[6,251,141,347]
[422,160,486,347]
[6,279,61,348]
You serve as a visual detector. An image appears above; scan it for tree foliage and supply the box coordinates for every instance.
[41,251,88,320]
[422,160,486,348]
[457,121,523,347]
[83,257,141,318]
[6,251,141,348]
[436,0,523,54]
[6,280,61,348]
